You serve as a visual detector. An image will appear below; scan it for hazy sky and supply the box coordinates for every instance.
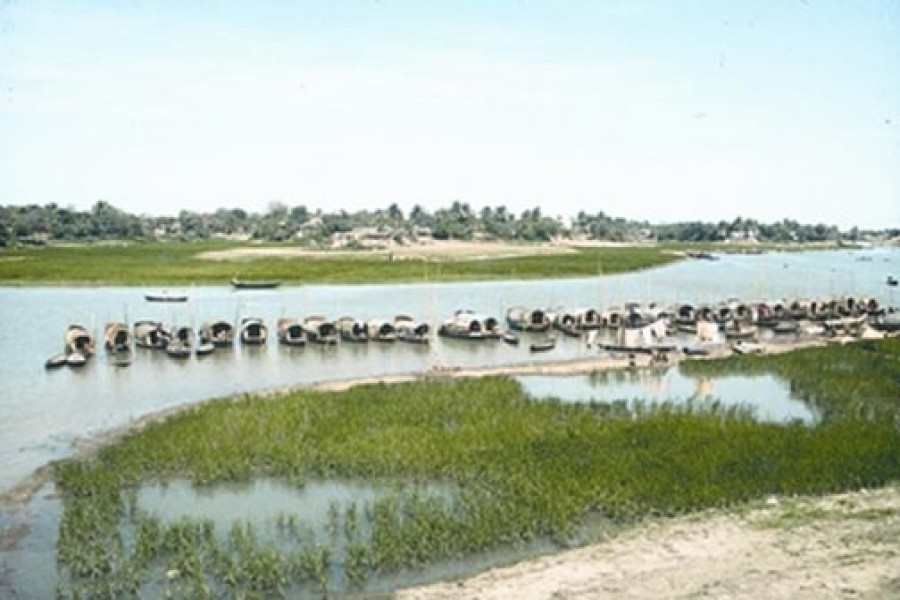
[1,1,898,228]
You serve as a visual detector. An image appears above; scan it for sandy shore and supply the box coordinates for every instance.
[197,240,578,262]
[398,484,900,600]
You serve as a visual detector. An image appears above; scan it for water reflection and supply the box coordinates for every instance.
[517,366,818,424]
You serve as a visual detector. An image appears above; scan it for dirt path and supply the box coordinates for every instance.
[397,484,900,600]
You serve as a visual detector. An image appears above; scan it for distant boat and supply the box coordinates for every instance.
[145,291,188,302]
[239,317,269,345]
[888,276,898,287]
[231,277,281,290]
[529,337,556,352]
[44,353,68,369]
[65,325,96,357]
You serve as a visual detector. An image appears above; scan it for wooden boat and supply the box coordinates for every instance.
[144,291,188,302]
[65,325,96,357]
[302,316,338,345]
[505,307,552,332]
[200,319,235,347]
[277,317,307,346]
[501,330,520,345]
[103,322,132,353]
[166,326,193,358]
[336,316,369,343]
[529,337,556,352]
[44,353,68,369]
[724,321,758,340]
[681,345,710,357]
[870,311,900,333]
[367,319,397,342]
[239,318,268,345]
[195,330,216,356]
[231,277,281,290]
[732,340,764,355]
[394,315,430,344]
[438,310,501,340]
[134,320,172,349]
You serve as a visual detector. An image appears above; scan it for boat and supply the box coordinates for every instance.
[336,316,369,343]
[394,315,430,344]
[277,317,307,346]
[65,325,95,357]
[302,316,338,345]
[199,319,235,347]
[367,319,397,342]
[103,322,132,353]
[505,307,552,332]
[166,326,193,358]
[195,330,216,356]
[44,353,68,369]
[681,345,711,357]
[529,337,556,352]
[144,291,188,302]
[870,311,900,333]
[724,321,758,340]
[888,276,898,287]
[438,310,501,340]
[239,318,269,345]
[732,340,764,355]
[231,277,281,290]
[501,330,520,345]
[134,320,172,349]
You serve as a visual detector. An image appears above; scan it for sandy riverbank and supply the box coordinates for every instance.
[397,484,900,600]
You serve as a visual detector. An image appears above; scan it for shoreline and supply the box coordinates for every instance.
[0,335,834,508]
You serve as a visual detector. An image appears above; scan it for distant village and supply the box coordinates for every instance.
[1,200,897,248]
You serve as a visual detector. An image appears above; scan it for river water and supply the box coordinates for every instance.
[0,247,896,494]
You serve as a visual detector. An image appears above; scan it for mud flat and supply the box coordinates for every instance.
[398,484,900,600]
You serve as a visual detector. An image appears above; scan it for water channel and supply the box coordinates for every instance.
[0,246,896,595]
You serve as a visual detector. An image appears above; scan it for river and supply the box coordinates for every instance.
[0,247,896,494]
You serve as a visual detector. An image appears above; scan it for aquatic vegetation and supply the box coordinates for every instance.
[50,344,900,597]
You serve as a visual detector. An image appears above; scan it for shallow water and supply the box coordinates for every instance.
[517,366,817,424]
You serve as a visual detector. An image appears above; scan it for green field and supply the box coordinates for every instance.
[52,339,900,597]
[0,242,679,285]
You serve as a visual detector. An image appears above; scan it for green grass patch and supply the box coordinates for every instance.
[0,241,678,285]
[51,342,900,597]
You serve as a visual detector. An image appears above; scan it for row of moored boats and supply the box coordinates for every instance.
[44,295,900,368]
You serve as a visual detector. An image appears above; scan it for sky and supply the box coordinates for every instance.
[1,1,898,229]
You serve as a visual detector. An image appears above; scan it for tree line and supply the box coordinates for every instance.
[0,200,891,247]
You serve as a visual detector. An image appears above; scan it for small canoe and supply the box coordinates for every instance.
[502,331,520,345]
[145,293,188,302]
[529,338,556,352]
[45,353,68,369]
[231,278,281,290]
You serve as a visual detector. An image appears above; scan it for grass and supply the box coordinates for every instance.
[50,340,900,597]
[0,241,678,285]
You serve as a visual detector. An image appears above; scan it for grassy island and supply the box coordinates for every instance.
[0,241,679,285]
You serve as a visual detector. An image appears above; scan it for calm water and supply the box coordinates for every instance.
[518,367,817,424]
[0,247,896,596]
[0,247,895,494]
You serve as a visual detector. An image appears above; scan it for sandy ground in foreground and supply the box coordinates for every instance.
[397,484,900,600]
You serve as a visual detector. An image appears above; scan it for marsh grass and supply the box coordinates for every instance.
[0,242,677,285]
[51,342,900,597]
